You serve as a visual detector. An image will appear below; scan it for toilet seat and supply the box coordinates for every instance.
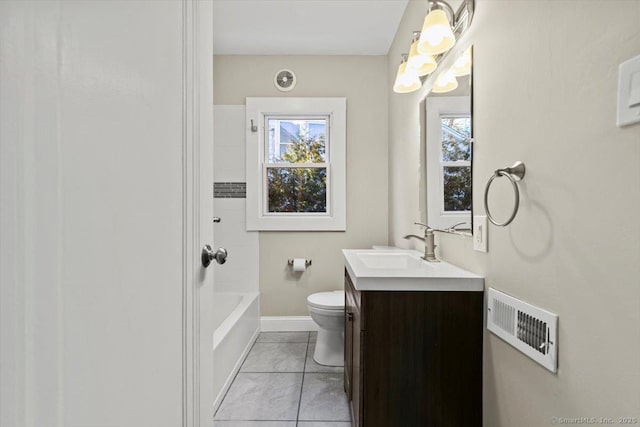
[307,291,344,310]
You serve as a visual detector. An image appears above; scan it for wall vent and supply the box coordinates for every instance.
[487,288,558,373]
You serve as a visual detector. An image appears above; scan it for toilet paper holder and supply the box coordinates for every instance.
[287,259,312,267]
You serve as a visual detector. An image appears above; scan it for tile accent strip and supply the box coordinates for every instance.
[214,182,246,198]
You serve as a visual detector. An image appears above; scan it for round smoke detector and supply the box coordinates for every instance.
[274,69,296,92]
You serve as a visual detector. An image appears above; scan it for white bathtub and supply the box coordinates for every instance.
[213,291,260,410]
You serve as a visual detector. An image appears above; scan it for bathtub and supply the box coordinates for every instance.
[213,291,260,410]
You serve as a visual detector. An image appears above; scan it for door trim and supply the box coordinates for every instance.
[181,1,213,426]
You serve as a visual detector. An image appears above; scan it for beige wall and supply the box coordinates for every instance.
[389,1,640,425]
[214,55,389,315]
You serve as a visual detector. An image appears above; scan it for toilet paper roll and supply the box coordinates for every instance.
[292,258,307,272]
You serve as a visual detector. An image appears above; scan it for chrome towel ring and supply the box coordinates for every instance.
[484,161,526,227]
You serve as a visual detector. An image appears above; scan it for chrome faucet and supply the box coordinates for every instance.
[403,222,439,262]
[445,222,467,233]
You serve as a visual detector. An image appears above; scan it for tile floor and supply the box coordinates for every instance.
[215,331,352,427]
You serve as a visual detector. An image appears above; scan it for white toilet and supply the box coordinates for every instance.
[307,290,345,367]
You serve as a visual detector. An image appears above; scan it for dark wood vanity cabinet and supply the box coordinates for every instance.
[344,269,483,427]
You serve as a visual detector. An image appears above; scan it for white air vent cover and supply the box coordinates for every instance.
[274,69,296,92]
[487,288,558,373]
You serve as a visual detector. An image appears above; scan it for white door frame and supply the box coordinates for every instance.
[182,1,215,426]
[182,0,214,427]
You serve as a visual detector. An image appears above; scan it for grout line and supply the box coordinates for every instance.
[295,332,311,423]
[216,331,351,424]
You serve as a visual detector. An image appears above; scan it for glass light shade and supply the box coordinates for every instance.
[417,9,456,55]
[393,62,422,94]
[407,39,437,76]
[451,48,472,76]
[432,69,458,93]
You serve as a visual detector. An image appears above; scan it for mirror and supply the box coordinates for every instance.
[420,46,473,234]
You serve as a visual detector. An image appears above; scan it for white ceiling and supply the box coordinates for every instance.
[213,0,409,55]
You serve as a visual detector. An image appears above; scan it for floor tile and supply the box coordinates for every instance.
[215,422,296,427]
[297,423,352,427]
[256,332,309,343]
[304,343,344,373]
[241,343,307,372]
[309,332,317,343]
[215,373,302,421]
[298,373,350,421]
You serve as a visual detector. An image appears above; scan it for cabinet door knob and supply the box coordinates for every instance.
[347,312,354,321]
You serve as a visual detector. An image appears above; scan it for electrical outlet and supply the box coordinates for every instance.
[473,215,488,252]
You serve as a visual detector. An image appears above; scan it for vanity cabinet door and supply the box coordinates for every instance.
[345,270,363,427]
[351,303,363,427]
[344,295,353,398]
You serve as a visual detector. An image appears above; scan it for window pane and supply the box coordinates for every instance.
[267,118,327,163]
[267,167,327,213]
[279,121,300,144]
[443,166,471,211]
[441,116,471,162]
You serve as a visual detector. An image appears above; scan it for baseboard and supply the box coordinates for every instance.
[260,316,318,332]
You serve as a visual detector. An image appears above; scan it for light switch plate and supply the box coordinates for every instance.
[617,54,640,127]
[473,215,488,253]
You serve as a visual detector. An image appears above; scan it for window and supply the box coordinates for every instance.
[266,117,328,214]
[246,98,346,230]
[425,96,471,229]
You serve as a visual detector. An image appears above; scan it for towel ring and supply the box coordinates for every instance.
[484,161,526,227]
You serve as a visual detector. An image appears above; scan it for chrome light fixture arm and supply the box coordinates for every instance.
[452,0,475,35]
[428,0,456,24]
[427,0,475,37]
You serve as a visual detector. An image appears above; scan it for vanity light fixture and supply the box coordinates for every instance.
[407,31,437,76]
[393,0,474,95]
[417,1,456,55]
[451,47,472,76]
[393,54,422,94]
[431,68,458,93]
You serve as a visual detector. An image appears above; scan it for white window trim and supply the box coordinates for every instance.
[426,96,471,230]
[246,97,346,231]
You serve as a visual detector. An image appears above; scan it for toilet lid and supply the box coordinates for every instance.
[307,291,345,310]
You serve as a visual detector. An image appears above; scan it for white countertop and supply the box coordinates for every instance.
[342,248,484,292]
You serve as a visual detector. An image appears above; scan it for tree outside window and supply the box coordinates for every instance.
[266,118,328,213]
[440,116,471,212]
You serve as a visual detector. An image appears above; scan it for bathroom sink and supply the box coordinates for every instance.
[356,252,426,270]
[342,249,483,292]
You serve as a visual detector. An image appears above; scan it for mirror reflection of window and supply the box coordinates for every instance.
[423,77,473,231]
[440,115,471,212]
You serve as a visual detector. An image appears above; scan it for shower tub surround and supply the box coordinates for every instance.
[214,182,246,198]
[213,291,260,410]
[213,105,261,410]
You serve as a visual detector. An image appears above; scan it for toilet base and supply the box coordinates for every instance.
[313,328,344,367]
